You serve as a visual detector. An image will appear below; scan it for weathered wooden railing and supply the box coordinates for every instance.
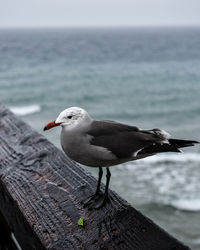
[0,103,190,250]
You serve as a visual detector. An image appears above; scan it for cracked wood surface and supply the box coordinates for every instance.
[0,103,190,250]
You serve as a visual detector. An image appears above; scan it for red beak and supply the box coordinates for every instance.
[43,120,61,131]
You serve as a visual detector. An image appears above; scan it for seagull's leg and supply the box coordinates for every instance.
[90,167,111,210]
[95,167,103,196]
[105,167,111,194]
[83,167,103,207]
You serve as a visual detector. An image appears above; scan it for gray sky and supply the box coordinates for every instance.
[1,0,200,28]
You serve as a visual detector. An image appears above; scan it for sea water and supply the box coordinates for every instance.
[0,27,200,249]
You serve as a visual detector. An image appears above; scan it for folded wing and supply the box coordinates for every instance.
[88,120,173,159]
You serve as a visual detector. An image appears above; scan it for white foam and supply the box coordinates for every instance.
[10,105,41,116]
[138,152,200,164]
[171,199,200,212]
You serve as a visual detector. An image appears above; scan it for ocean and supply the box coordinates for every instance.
[0,27,200,249]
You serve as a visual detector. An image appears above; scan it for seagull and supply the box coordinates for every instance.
[44,107,199,209]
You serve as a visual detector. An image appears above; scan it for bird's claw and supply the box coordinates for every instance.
[87,194,110,210]
[83,192,103,208]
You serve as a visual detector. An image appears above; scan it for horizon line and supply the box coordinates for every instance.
[0,24,200,30]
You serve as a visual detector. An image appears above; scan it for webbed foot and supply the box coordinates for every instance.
[83,191,103,208]
[87,194,110,210]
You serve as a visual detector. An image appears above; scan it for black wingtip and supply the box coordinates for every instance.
[189,140,200,145]
[169,139,199,148]
[43,126,47,131]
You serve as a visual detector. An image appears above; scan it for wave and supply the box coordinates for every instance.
[171,199,200,212]
[136,152,200,164]
[10,105,41,116]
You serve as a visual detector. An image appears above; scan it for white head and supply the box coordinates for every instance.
[44,107,92,131]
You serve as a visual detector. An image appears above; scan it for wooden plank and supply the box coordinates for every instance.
[0,103,190,250]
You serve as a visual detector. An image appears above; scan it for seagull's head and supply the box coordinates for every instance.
[44,107,91,131]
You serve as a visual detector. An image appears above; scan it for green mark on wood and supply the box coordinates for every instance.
[78,217,84,226]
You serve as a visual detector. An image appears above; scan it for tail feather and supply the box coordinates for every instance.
[138,138,199,155]
[169,139,199,148]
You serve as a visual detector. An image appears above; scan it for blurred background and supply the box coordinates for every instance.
[0,0,200,249]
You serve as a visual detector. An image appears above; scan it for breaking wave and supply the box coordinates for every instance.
[137,152,200,164]
[10,105,41,116]
[121,152,200,212]
[171,199,200,212]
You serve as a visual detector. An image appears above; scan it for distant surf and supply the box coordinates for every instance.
[10,105,41,116]
[136,152,200,164]
[171,199,200,212]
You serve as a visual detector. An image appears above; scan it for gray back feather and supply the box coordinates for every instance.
[88,120,166,158]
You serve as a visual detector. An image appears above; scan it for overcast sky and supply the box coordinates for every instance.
[1,0,200,28]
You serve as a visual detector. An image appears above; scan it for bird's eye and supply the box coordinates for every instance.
[67,115,72,119]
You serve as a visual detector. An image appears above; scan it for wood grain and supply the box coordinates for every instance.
[0,103,190,250]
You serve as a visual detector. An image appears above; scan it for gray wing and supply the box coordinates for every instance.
[88,120,139,135]
[88,120,169,159]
